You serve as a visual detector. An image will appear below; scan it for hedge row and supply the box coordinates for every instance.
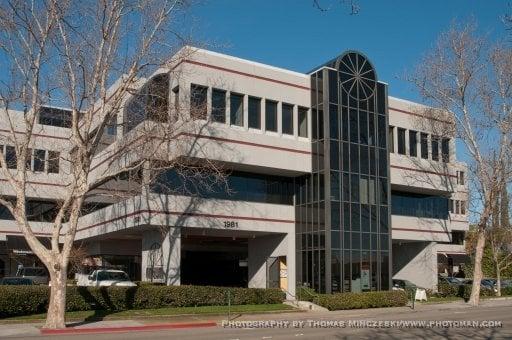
[0,285,285,318]
[313,291,408,311]
[437,283,512,299]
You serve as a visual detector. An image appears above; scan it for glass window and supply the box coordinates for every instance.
[330,141,339,170]
[397,128,406,155]
[349,109,358,143]
[458,171,465,185]
[420,133,429,159]
[211,89,226,123]
[38,107,72,128]
[33,149,46,172]
[431,135,439,161]
[48,151,59,174]
[351,203,360,231]
[265,100,278,132]
[190,84,207,120]
[298,107,308,137]
[359,111,368,145]
[329,104,339,139]
[25,148,32,170]
[388,126,394,153]
[330,171,340,201]
[6,145,16,169]
[378,115,386,149]
[359,177,368,204]
[368,113,375,146]
[282,103,294,135]
[442,138,450,162]
[350,143,359,173]
[230,93,244,126]
[342,107,349,141]
[391,191,449,219]
[409,130,417,157]
[248,96,261,129]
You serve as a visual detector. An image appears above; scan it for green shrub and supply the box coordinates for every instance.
[437,283,496,299]
[501,286,512,296]
[313,291,408,311]
[0,285,285,318]
[296,286,317,302]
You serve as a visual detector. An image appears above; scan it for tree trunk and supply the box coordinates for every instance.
[44,265,67,329]
[496,265,501,297]
[468,229,486,306]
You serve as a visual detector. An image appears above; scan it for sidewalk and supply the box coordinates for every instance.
[1,297,511,337]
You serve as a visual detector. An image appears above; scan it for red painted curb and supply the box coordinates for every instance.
[40,321,217,335]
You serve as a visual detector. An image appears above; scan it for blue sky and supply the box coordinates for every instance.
[189,0,509,102]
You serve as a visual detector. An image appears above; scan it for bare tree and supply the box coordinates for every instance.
[0,0,227,329]
[488,184,512,296]
[313,0,360,14]
[407,21,512,306]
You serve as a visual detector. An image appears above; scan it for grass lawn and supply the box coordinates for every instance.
[1,303,296,322]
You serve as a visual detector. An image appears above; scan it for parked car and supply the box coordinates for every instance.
[0,277,33,285]
[463,279,497,293]
[392,279,417,291]
[438,276,464,286]
[500,279,512,288]
[83,270,136,287]
[16,267,49,284]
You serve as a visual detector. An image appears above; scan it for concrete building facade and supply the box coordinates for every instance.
[0,47,469,296]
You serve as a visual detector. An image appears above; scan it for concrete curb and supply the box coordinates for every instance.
[40,321,217,335]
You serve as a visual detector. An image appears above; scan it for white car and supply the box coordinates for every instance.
[85,270,137,287]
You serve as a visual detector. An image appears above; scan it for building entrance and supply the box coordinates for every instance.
[181,235,248,287]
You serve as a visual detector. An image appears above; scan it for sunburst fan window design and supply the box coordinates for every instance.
[338,52,376,100]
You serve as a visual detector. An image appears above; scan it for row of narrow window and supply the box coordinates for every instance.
[188,83,309,137]
[0,145,60,174]
[449,199,467,215]
[389,126,450,162]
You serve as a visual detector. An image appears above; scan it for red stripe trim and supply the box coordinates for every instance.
[0,230,53,236]
[40,322,217,335]
[77,209,295,232]
[0,178,67,187]
[0,128,70,141]
[390,165,457,178]
[389,107,453,125]
[90,132,311,172]
[393,227,448,234]
[180,133,311,155]
[183,60,310,91]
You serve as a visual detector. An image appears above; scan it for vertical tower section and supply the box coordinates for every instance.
[296,51,391,294]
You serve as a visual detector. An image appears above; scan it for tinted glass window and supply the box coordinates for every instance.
[397,128,406,155]
[38,107,72,128]
[282,103,294,135]
[431,136,439,161]
[409,130,417,157]
[230,93,244,126]
[388,126,394,153]
[6,145,16,169]
[265,100,278,132]
[298,107,308,137]
[190,84,207,120]
[441,138,450,162]
[391,191,449,219]
[420,133,429,159]
[48,151,59,174]
[152,169,294,205]
[248,97,261,129]
[211,89,226,123]
[33,149,46,172]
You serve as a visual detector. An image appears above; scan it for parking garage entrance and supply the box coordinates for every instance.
[181,235,248,287]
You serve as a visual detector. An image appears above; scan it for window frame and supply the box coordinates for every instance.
[282,103,294,135]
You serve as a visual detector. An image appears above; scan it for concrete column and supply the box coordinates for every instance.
[248,233,296,300]
[392,241,437,290]
[141,227,181,285]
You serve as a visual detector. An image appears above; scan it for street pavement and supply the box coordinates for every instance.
[2,298,512,339]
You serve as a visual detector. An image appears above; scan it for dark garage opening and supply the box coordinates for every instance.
[181,236,248,287]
